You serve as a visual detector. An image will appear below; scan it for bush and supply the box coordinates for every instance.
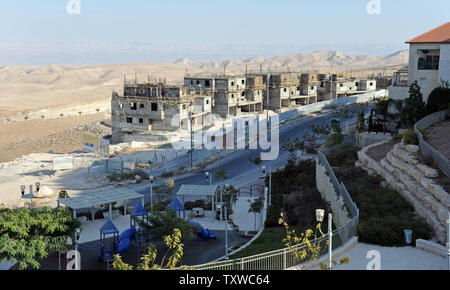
[324,133,344,148]
[214,168,227,179]
[426,87,450,115]
[265,206,282,228]
[329,145,432,246]
[401,128,418,145]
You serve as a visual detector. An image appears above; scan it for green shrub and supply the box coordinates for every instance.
[214,168,227,179]
[324,133,344,148]
[402,128,418,145]
[426,87,450,115]
[265,206,282,228]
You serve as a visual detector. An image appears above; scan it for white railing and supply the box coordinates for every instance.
[414,110,450,177]
[190,215,358,270]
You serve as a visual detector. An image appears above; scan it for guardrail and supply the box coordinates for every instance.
[190,214,358,270]
[317,150,359,219]
[414,110,450,177]
[188,149,360,270]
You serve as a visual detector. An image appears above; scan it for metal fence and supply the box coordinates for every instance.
[88,149,220,178]
[190,214,358,270]
[189,148,360,271]
[414,110,450,177]
[317,150,359,219]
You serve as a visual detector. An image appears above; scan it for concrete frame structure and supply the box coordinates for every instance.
[317,74,377,101]
[185,75,263,117]
[111,82,212,144]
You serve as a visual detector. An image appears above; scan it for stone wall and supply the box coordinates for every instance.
[358,140,449,243]
[316,160,352,228]
[358,132,393,148]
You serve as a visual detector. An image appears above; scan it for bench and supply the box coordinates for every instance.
[103,210,122,219]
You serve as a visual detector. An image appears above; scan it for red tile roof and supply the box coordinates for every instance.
[406,22,450,44]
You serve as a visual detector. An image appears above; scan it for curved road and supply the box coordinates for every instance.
[130,106,367,202]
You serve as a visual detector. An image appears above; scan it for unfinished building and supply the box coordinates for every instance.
[184,75,263,117]
[258,72,318,112]
[111,82,212,144]
[317,74,377,101]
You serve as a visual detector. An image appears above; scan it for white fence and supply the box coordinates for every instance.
[190,215,358,270]
[414,110,450,177]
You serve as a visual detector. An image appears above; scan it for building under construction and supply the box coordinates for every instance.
[317,74,377,101]
[111,81,212,144]
[184,75,264,117]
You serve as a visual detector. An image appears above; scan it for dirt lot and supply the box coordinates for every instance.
[366,140,398,161]
[0,113,110,162]
[425,120,450,160]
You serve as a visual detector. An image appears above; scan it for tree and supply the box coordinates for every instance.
[154,179,175,202]
[278,213,349,270]
[113,228,190,270]
[144,208,193,242]
[357,110,365,132]
[324,124,344,148]
[426,86,450,115]
[214,168,227,179]
[248,198,264,231]
[400,81,427,128]
[0,207,80,269]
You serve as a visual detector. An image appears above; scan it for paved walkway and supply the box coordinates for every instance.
[313,243,447,270]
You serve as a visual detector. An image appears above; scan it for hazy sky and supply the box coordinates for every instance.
[0,0,449,65]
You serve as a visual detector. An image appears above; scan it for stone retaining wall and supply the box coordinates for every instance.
[316,161,352,228]
[358,140,449,243]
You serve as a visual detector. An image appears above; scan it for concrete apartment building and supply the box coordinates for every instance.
[184,75,263,117]
[111,82,212,143]
[317,74,377,101]
[389,22,450,102]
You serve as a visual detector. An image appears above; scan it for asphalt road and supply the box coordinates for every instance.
[130,105,368,203]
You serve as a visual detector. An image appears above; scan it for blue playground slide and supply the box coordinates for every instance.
[189,221,217,240]
[118,227,136,254]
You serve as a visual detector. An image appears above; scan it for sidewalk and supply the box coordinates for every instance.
[312,242,447,270]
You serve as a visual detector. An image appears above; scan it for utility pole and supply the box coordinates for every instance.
[225,206,229,260]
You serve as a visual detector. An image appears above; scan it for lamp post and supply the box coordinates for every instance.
[316,209,333,270]
[205,171,212,185]
[150,175,154,211]
[21,183,39,208]
[224,205,229,260]
[447,212,450,270]
[262,166,272,206]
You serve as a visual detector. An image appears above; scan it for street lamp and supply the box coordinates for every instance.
[20,184,34,208]
[205,171,212,185]
[224,205,229,260]
[447,212,450,270]
[150,175,154,211]
[316,209,333,270]
[262,166,272,206]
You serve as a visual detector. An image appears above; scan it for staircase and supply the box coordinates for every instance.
[359,141,450,243]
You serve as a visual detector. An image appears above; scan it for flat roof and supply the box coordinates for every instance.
[58,188,143,210]
[176,185,219,197]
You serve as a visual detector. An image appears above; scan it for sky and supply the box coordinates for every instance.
[0,0,449,65]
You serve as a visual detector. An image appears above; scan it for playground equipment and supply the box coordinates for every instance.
[99,219,119,263]
[130,203,151,258]
[99,203,151,265]
[169,198,186,219]
[189,221,217,240]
